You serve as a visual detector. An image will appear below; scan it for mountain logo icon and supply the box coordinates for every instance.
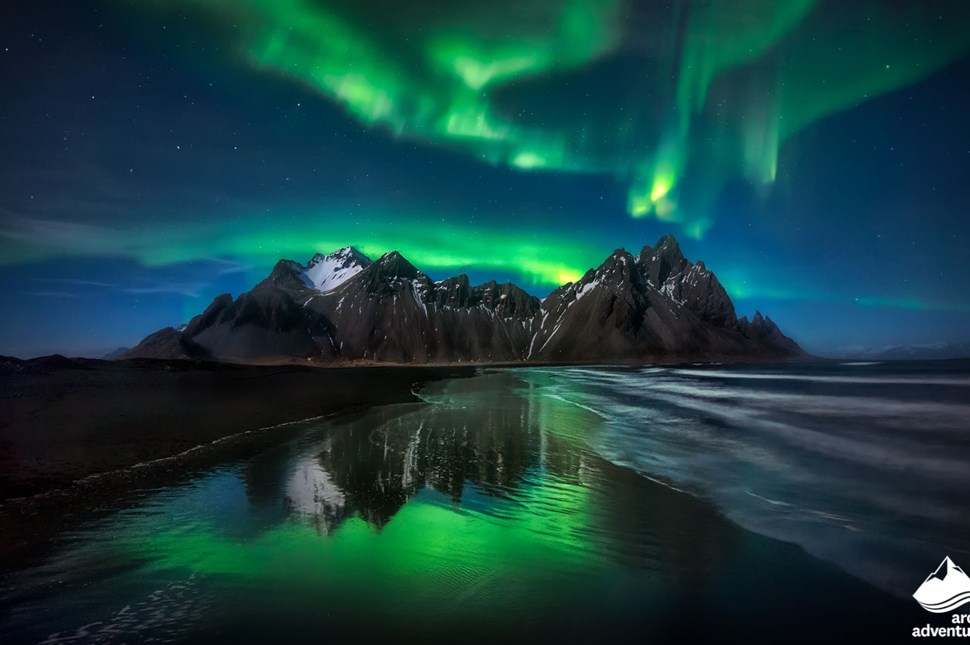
[913,557,970,613]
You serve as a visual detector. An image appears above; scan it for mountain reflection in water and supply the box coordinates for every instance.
[246,372,735,575]
[1,370,914,643]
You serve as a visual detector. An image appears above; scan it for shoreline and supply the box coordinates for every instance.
[0,359,475,569]
[5,356,962,574]
[0,359,476,499]
[3,354,958,503]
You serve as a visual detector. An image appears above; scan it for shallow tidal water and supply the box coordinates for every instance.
[4,362,965,643]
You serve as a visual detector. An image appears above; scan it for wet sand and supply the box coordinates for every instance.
[0,357,474,565]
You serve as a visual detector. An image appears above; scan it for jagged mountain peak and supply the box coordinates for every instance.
[303,247,373,293]
[426,275,541,315]
[124,235,804,363]
[253,249,374,294]
[739,312,771,328]
[257,259,312,291]
[584,248,643,289]
[308,246,371,267]
[609,247,636,263]
[738,311,802,356]
[639,234,684,260]
[373,250,420,279]
[654,233,681,250]
[637,235,688,286]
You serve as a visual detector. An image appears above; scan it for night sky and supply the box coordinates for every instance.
[2,0,969,358]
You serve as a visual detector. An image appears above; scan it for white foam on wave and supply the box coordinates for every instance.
[745,490,792,507]
[541,392,611,419]
[670,369,970,387]
[636,387,970,480]
[638,380,970,431]
[539,364,970,597]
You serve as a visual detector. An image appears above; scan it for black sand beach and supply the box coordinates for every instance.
[0,357,474,566]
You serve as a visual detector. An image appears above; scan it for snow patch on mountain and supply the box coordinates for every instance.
[304,247,372,293]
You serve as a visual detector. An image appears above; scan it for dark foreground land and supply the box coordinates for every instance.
[0,356,473,564]
[0,356,473,499]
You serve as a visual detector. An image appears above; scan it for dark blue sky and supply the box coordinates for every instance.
[1,1,969,357]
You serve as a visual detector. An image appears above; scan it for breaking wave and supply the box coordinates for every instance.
[520,361,970,596]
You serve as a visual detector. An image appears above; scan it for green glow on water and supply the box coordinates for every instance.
[143,492,603,597]
[102,376,618,620]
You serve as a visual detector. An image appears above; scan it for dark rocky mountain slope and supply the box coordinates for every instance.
[124,238,804,364]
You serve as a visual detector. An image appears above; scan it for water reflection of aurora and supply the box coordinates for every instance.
[105,373,733,616]
[4,370,914,642]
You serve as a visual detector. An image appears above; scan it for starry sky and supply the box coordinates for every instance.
[1,0,969,358]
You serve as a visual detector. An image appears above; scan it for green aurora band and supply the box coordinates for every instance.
[0,209,600,287]
[140,0,970,238]
[6,207,967,312]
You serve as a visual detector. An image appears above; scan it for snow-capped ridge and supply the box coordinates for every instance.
[304,246,373,293]
[123,234,804,363]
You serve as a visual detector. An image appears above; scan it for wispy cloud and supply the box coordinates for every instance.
[0,211,125,251]
[122,282,211,298]
[34,277,115,288]
[25,264,216,299]
[25,290,80,298]
[199,256,253,276]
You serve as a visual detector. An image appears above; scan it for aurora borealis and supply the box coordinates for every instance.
[1,1,970,356]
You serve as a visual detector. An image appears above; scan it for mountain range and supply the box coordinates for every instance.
[123,235,803,364]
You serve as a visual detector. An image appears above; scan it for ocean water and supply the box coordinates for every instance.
[515,361,970,597]
[3,362,965,642]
